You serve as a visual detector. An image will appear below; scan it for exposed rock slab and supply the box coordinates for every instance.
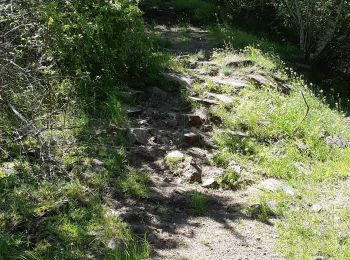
[189,96,220,105]
[204,92,234,104]
[325,135,348,148]
[205,77,248,89]
[162,72,196,90]
[247,74,272,86]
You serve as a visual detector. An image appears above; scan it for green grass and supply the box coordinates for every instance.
[207,47,350,259]
[0,110,150,259]
[190,191,207,216]
[0,166,150,259]
[117,170,152,199]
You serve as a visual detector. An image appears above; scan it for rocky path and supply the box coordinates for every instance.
[106,29,286,258]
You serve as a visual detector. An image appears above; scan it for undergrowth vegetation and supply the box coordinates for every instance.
[0,0,160,258]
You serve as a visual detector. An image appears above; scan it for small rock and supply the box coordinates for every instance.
[187,147,210,160]
[107,238,118,249]
[202,166,224,178]
[137,119,148,126]
[310,204,323,213]
[267,200,278,211]
[86,160,106,175]
[185,114,203,127]
[202,177,219,188]
[194,108,208,121]
[184,132,201,146]
[228,160,242,173]
[200,134,216,148]
[259,178,295,196]
[128,128,152,145]
[202,124,213,132]
[204,92,234,105]
[0,162,16,176]
[166,151,185,163]
[92,159,104,167]
[87,230,100,237]
[105,209,120,218]
[247,74,271,86]
[126,106,143,117]
[182,163,202,183]
[325,135,348,148]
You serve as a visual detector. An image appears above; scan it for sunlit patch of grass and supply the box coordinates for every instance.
[117,170,152,199]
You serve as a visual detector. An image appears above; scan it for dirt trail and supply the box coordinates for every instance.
[104,2,285,258]
[104,22,283,259]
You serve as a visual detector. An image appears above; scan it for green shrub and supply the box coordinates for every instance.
[41,0,158,118]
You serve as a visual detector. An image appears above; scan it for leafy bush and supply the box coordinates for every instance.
[42,0,158,117]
